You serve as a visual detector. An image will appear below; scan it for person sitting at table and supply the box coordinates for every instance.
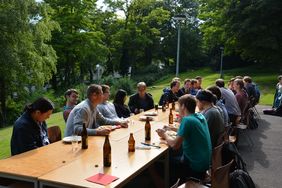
[10,97,54,155]
[215,79,241,125]
[178,78,191,97]
[234,79,249,114]
[128,82,154,114]
[113,89,131,118]
[189,79,199,96]
[63,88,79,122]
[159,80,180,105]
[196,90,225,148]
[97,85,120,120]
[207,86,229,127]
[65,84,128,137]
[195,76,203,90]
[156,94,211,185]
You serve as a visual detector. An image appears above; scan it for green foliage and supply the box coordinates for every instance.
[0,0,58,126]
[111,77,135,97]
[199,0,282,67]
[99,76,136,99]
[132,64,170,86]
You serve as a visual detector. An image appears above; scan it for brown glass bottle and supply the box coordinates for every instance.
[169,109,173,125]
[103,135,111,167]
[172,101,175,110]
[128,133,135,152]
[145,117,151,141]
[81,123,88,149]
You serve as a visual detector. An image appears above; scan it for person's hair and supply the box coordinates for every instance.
[137,82,146,88]
[235,75,243,79]
[195,76,202,80]
[24,97,54,113]
[196,90,217,103]
[184,78,191,84]
[178,94,196,113]
[278,75,282,81]
[190,79,197,85]
[215,79,225,88]
[207,86,221,100]
[243,76,252,83]
[64,89,78,99]
[101,85,110,93]
[234,79,244,89]
[113,89,127,105]
[172,77,181,82]
[87,84,102,98]
[170,80,180,89]
[229,77,236,82]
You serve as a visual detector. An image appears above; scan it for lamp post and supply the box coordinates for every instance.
[173,15,186,77]
[219,46,224,78]
[96,64,100,83]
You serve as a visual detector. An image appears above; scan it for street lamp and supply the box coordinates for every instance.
[96,64,100,83]
[219,46,224,78]
[173,14,186,77]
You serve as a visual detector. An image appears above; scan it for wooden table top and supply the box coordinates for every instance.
[0,106,177,187]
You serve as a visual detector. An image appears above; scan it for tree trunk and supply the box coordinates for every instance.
[120,46,130,76]
[144,46,152,65]
[0,77,7,127]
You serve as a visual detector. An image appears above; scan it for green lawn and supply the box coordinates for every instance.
[0,66,277,159]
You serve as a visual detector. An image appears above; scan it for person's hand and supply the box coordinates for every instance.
[163,125,178,132]
[156,128,166,139]
[120,121,128,128]
[96,128,111,136]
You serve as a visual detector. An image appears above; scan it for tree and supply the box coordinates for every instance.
[225,0,282,65]
[46,0,108,87]
[199,0,282,67]
[0,0,58,126]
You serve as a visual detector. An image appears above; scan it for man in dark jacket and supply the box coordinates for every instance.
[128,82,154,114]
[159,80,180,105]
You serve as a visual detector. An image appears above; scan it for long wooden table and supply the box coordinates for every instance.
[0,107,178,188]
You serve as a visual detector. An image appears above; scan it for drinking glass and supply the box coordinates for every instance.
[72,134,79,152]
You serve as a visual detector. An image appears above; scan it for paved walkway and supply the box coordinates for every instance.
[238,105,282,188]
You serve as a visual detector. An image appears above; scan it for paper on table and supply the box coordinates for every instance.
[86,173,119,185]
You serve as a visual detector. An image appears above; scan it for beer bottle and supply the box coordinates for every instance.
[81,123,88,149]
[169,109,173,125]
[103,135,111,167]
[128,133,135,152]
[145,117,151,141]
[172,101,175,110]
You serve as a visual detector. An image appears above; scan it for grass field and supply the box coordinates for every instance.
[0,66,278,159]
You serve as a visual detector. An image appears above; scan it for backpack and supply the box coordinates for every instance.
[222,142,246,172]
[230,169,256,188]
[223,142,256,188]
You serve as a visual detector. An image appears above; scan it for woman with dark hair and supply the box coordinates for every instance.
[113,89,131,118]
[196,90,225,148]
[10,97,54,155]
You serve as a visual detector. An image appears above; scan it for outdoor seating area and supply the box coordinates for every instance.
[0,102,280,188]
